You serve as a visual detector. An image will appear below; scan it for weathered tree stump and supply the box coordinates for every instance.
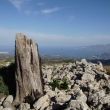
[15,33,43,103]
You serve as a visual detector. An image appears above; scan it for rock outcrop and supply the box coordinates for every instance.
[0,35,110,110]
[0,58,110,110]
[41,59,110,110]
[0,95,15,110]
[15,33,43,103]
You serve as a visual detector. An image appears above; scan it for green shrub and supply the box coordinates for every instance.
[49,77,69,90]
[0,63,16,96]
[0,76,9,95]
[60,78,69,90]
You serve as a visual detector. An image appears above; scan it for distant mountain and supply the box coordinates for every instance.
[0,45,14,55]
[40,44,110,59]
[0,44,110,59]
[0,53,12,60]
[82,44,110,59]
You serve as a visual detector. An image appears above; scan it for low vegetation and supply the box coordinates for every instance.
[49,77,69,90]
[0,57,14,68]
[0,76,9,96]
[104,65,110,75]
[0,58,15,97]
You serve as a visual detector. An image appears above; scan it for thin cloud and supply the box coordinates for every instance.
[41,7,60,14]
[37,2,45,6]
[0,27,110,47]
[8,0,61,16]
[8,0,24,10]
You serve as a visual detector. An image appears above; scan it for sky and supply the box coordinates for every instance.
[0,0,110,47]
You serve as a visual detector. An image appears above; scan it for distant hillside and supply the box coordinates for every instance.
[0,45,14,55]
[0,53,12,60]
[40,44,110,59]
[0,44,110,59]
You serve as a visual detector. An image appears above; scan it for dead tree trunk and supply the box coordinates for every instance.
[15,33,43,104]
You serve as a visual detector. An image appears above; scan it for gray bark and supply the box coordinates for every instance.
[15,33,43,103]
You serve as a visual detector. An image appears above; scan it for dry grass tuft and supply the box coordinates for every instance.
[104,65,110,75]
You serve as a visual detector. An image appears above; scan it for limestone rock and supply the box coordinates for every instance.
[82,73,95,82]
[55,91,71,105]
[41,60,110,110]
[3,95,14,108]
[5,95,13,104]
[19,103,30,110]
[33,95,50,110]
[65,100,90,110]
[2,108,15,110]
[88,90,106,107]
[0,106,3,110]
[2,108,12,110]
[97,61,104,71]
[81,59,88,66]
[0,97,5,105]
[46,90,56,98]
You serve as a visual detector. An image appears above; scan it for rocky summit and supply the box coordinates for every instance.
[0,35,110,110]
[41,59,110,110]
[0,59,110,110]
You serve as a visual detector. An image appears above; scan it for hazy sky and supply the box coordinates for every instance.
[0,0,110,47]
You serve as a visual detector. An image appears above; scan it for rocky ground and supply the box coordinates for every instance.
[0,59,110,110]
